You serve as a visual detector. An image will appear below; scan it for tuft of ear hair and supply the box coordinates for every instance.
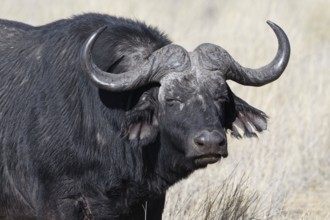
[121,89,159,146]
[230,95,268,139]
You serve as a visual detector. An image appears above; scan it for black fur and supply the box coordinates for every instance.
[0,13,267,219]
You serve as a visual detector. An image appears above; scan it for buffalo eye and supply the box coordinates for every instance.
[165,98,182,107]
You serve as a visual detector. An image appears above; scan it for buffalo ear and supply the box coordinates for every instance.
[226,92,268,138]
[121,88,159,145]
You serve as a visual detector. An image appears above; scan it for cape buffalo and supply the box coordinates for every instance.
[0,13,290,219]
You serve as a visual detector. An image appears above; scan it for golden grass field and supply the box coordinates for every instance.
[1,0,329,219]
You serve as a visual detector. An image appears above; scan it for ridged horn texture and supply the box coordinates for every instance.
[80,26,190,91]
[195,21,291,86]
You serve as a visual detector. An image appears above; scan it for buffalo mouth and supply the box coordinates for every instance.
[193,154,222,167]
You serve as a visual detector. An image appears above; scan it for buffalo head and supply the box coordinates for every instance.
[80,21,290,168]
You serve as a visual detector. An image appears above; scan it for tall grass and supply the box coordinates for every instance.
[164,171,262,220]
[1,0,329,219]
[197,174,260,220]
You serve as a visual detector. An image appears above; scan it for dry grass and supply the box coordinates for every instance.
[1,0,329,219]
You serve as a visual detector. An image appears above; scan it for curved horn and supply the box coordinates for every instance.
[226,21,290,86]
[195,21,290,86]
[80,27,190,91]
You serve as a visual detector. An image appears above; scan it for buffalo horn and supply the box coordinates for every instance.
[226,21,290,86]
[196,21,290,86]
[80,27,190,91]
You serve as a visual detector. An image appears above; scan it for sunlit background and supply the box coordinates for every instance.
[1,0,329,219]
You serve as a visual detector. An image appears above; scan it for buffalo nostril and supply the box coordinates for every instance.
[218,138,226,147]
[193,135,206,148]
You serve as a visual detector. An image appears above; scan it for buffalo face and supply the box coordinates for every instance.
[157,64,230,167]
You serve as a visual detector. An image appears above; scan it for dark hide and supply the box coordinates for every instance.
[0,14,267,219]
